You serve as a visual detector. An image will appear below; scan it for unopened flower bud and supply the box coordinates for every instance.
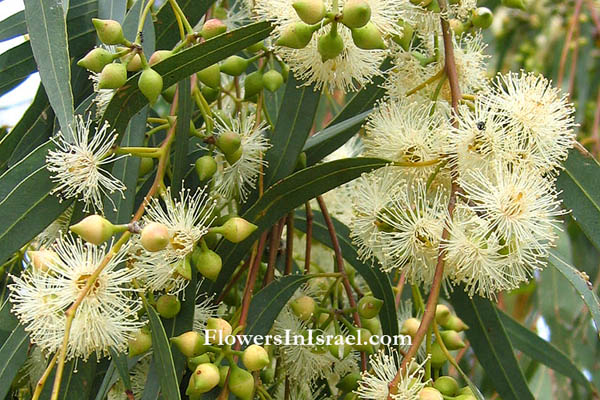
[357,295,383,319]
[244,70,264,99]
[442,315,469,332]
[141,222,170,252]
[361,316,382,335]
[220,55,249,76]
[472,7,493,29]
[139,157,154,176]
[174,257,193,280]
[242,344,270,371]
[228,366,254,400]
[128,328,152,356]
[317,30,344,62]
[192,246,222,281]
[225,147,243,165]
[214,217,257,243]
[162,84,177,103]
[202,86,220,103]
[187,354,210,371]
[92,18,126,45]
[392,19,414,50]
[501,0,526,10]
[290,295,316,321]
[262,70,284,92]
[440,330,465,350]
[206,317,232,344]
[260,363,275,384]
[139,68,163,104]
[216,130,242,155]
[98,63,127,89]
[449,19,466,35]
[28,249,58,272]
[276,22,315,49]
[351,22,385,49]
[433,376,459,396]
[409,0,432,6]
[187,363,220,394]
[148,50,172,66]
[126,53,143,72]
[419,387,443,400]
[351,328,374,353]
[336,372,361,393]
[328,336,351,359]
[400,317,420,337]
[195,155,218,182]
[435,304,451,326]
[342,0,372,28]
[171,331,207,357]
[78,48,113,73]
[430,341,447,368]
[197,64,221,89]
[201,19,227,39]
[156,294,181,319]
[70,215,116,245]
[292,0,327,24]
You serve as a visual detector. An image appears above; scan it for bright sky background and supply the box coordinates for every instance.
[0,0,40,127]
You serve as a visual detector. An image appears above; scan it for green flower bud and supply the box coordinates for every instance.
[247,41,266,53]
[156,294,181,319]
[458,387,475,396]
[351,23,386,50]
[455,396,477,400]
[192,246,222,281]
[228,366,254,400]
[430,341,447,369]
[219,365,230,387]
[242,344,270,371]
[442,315,469,332]
[171,331,208,357]
[70,215,116,245]
[195,155,218,182]
[351,328,374,353]
[328,336,352,359]
[148,50,173,66]
[419,387,443,400]
[361,316,382,335]
[139,157,154,176]
[426,0,440,12]
[214,6,228,20]
[160,84,176,102]
[187,354,211,371]
[92,18,126,45]
[357,295,383,319]
[262,70,284,92]
[128,328,152,356]
[342,0,372,28]
[27,249,58,273]
[292,0,327,24]
[501,0,526,10]
[290,295,316,321]
[215,217,257,243]
[409,0,432,6]
[392,19,414,51]
[276,22,315,49]
[225,147,242,165]
[472,7,493,29]
[260,363,275,384]
[98,63,127,89]
[201,18,227,39]
[244,70,264,100]
[205,317,233,344]
[216,130,242,155]
[317,30,344,62]
[220,55,249,76]
[440,330,466,350]
[281,63,290,81]
[201,86,219,103]
[435,304,451,326]
[336,372,361,393]
[140,222,170,252]
[449,19,466,36]
[187,363,220,394]
[433,376,459,396]
[139,68,163,104]
[126,53,143,72]
[174,257,193,280]
[78,48,113,73]
[400,317,420,337]
[197,64,221,89]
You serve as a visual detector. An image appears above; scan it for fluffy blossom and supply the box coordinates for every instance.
[9,236,142,360]
[47,114,126,213]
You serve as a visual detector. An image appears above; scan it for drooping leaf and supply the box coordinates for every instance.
[0,324,29,400]
[24,0,74,134]
[450,290,535,400]
[294,210,398,337]
[171,77,192,194]
[0,11,27,42]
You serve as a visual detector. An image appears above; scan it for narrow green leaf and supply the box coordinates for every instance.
[0,11,26,42]
[264,74,320,187]
[294,210,398,337]
[102,21,274,138]
[171,77,192,194]
[498,310,592,388]
[141,360,161,400]
[205,157,387,295]
[98,0,126,22]
[146,304,181,400]
[94,356,141,400]
[109,348,132,390]
[556,147,600,251]
[0,41,38,97]
[245,275,312,340]
[123,0,156,55]
[0,324,29,400]
[0,301,18,344]
[549,251,600,338]
[450,290,535,400]
[155,0,214,49]
[303,110,370,158]
[24,0,74,134]
[40,358,97,400]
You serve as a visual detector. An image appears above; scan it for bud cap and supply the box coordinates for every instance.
[70,215,115,245]
[92,18,126,45]
[242,344,270,371]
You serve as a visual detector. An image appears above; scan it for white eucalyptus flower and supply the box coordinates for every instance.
[46,114,126,213]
